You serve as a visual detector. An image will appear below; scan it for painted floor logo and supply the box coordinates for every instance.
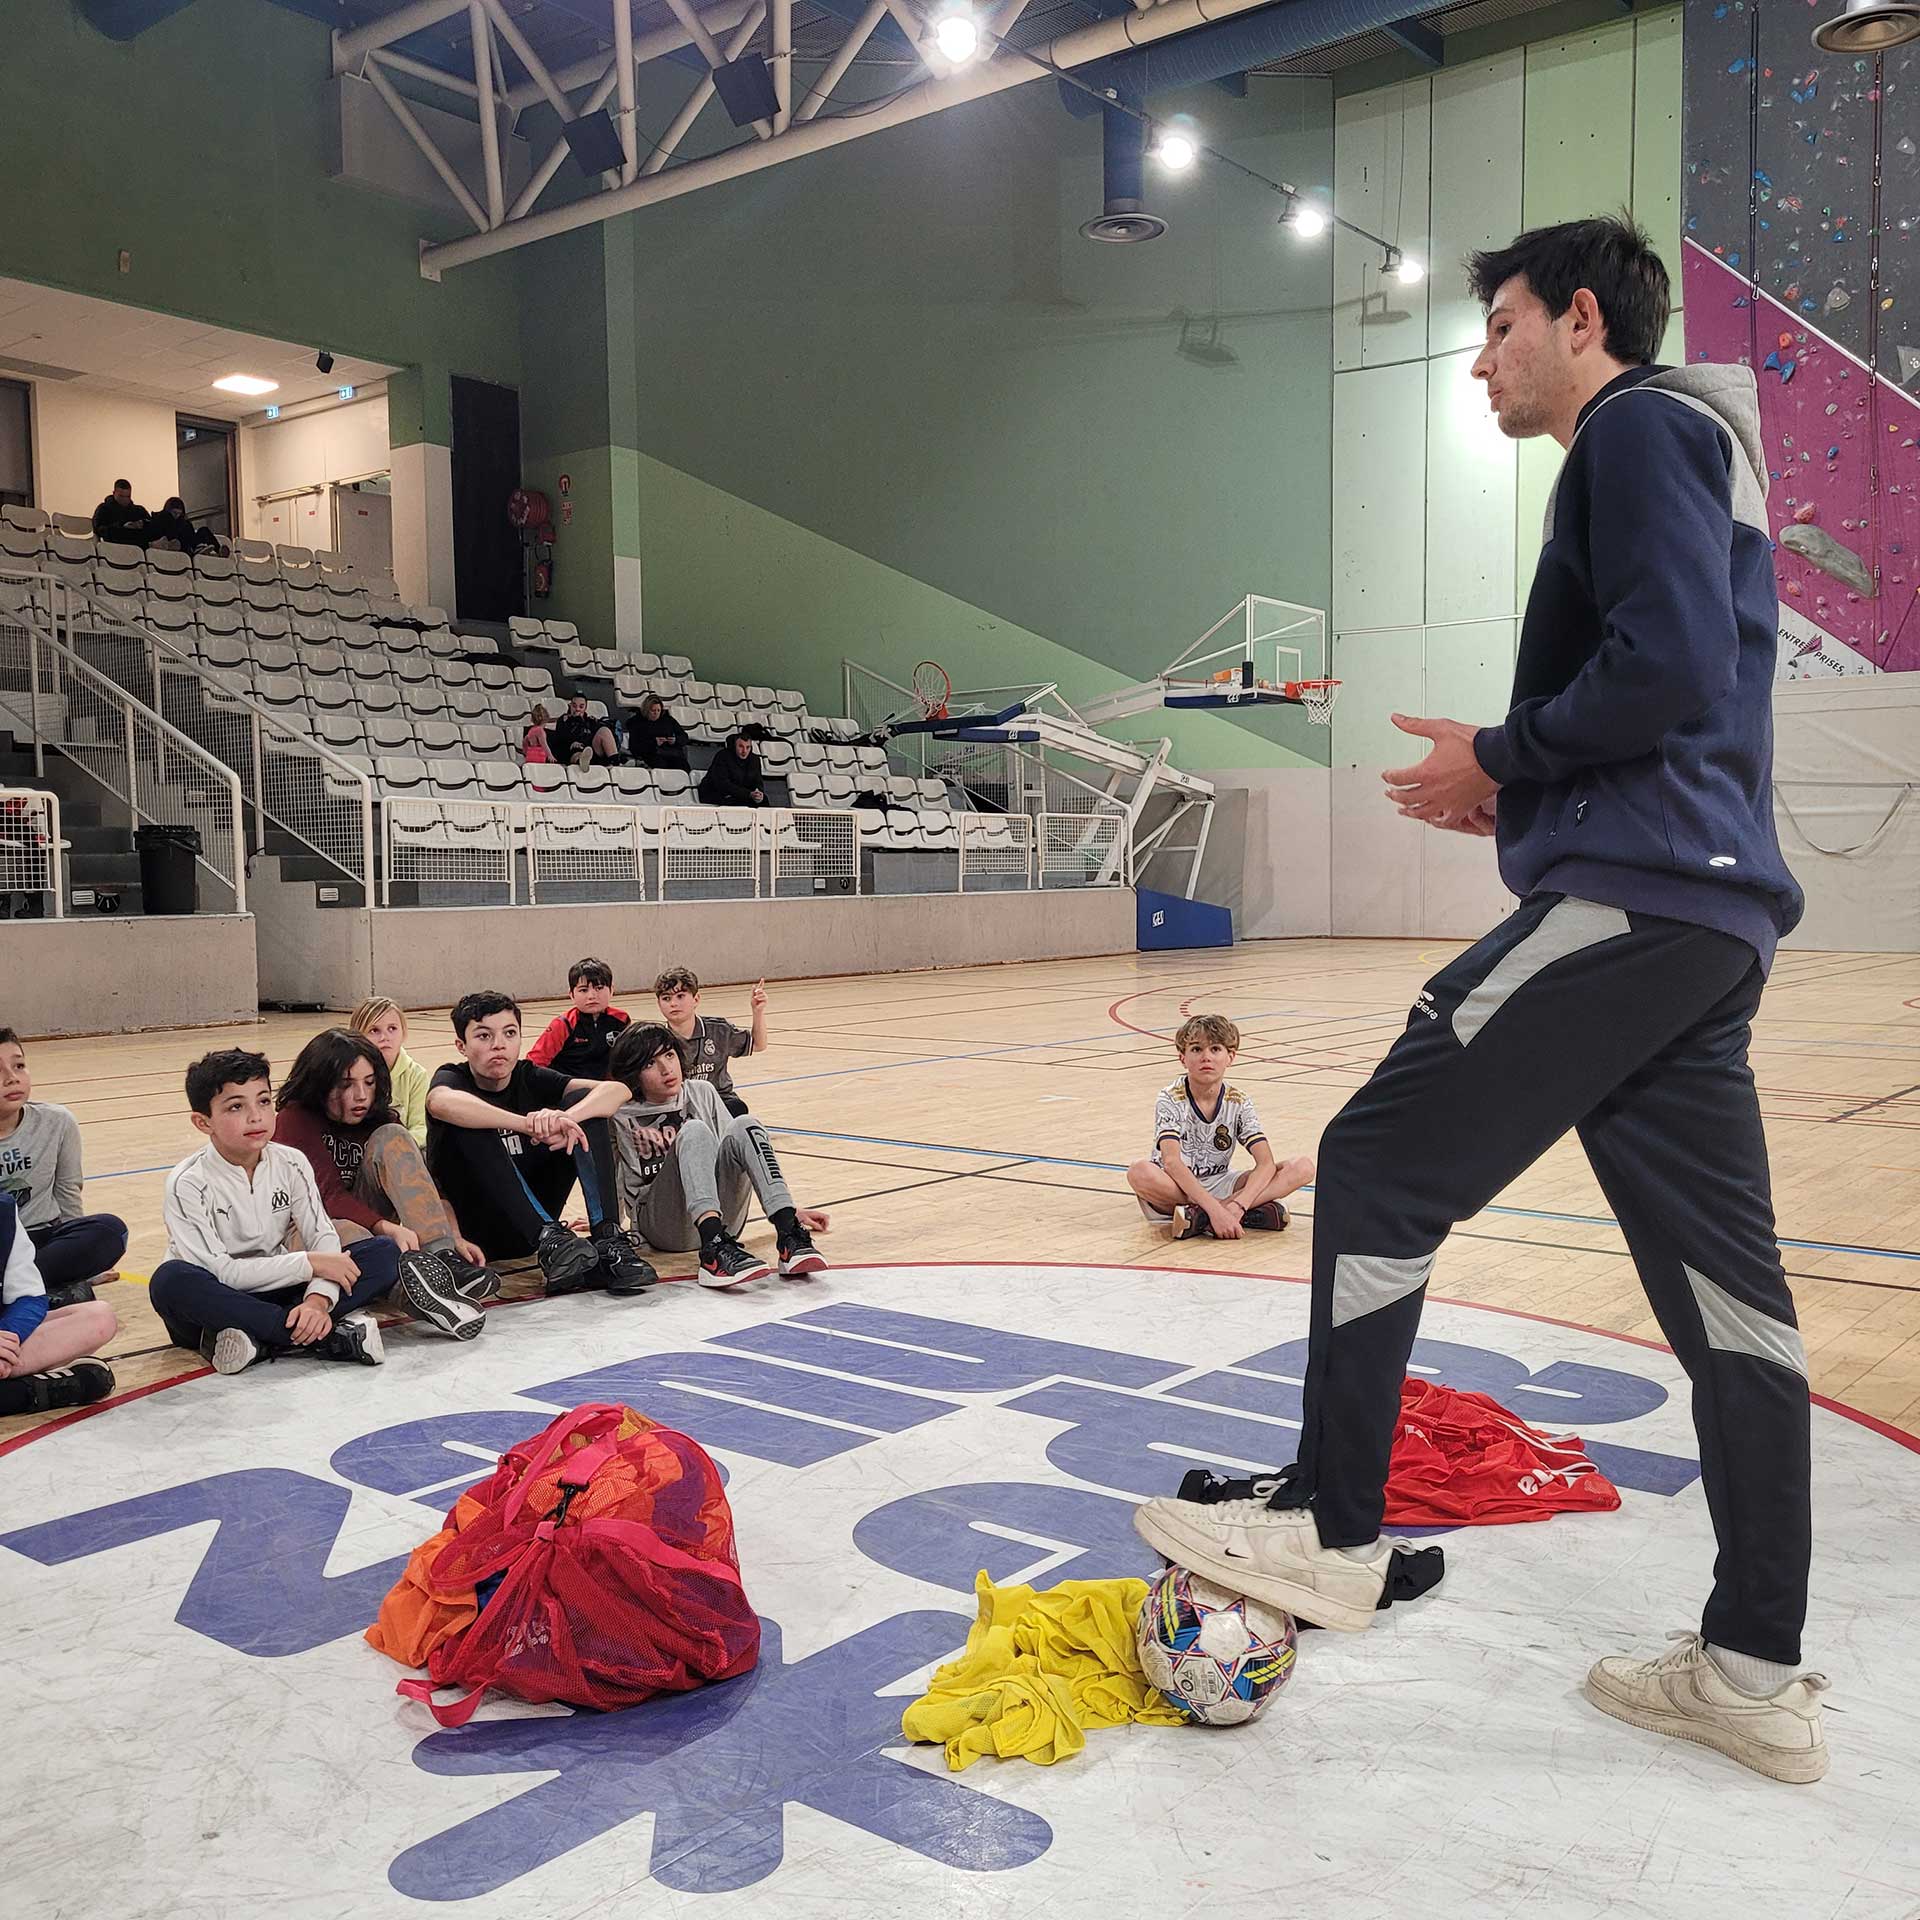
[1,1264,1905,1919]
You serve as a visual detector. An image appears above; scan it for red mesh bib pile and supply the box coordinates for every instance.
[368,1403,759,1725]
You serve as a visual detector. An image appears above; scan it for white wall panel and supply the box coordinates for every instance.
[1330,622,1423,771]
[1332,80,1431,373]
[1425,617,1518,726]
[1428,52,1525,356]
[1425,347,1517,625]
[1333,361,1427,633]
[1331,765,1422,935]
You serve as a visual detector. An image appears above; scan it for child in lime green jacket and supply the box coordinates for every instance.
[349,997,431,1148]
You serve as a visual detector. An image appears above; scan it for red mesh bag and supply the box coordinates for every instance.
[377,1403,759,1725]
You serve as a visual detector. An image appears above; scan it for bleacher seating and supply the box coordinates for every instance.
[0,504,1026,885]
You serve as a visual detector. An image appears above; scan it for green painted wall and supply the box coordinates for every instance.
[0,0,521,428]
[600,75,1336,770]
[635,450,1329,771]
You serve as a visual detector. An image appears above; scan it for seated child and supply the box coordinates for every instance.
[0,1024,130,1307]
[653,965,767,1117]
[423,990,655,1296]
[0,1193,120,1415]
[1126,1014,1313,1240]
[566,1023,828,1289]
[527,957,631,1080]
[349,996,432,1148]
[274,1027,497,1336]
[151,1049,408,1374]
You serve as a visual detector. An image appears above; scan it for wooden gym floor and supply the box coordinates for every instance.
[6,937,1920,1450]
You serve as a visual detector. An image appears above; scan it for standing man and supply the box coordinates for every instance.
[1135,216,1827,1783]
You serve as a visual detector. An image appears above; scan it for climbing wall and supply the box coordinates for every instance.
[1682,3,1920,675]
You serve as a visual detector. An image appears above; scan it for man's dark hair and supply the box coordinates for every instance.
[185,1048,272,1115]
[608,1023,687,1089]
[569,956,614,991]
[451,989,522,1039]
[1467,213,1671,367]
[113,478,131,492]
[277,1027,392,1121]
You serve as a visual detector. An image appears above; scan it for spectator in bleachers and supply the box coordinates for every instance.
[91,479,151,548]
[699,730,768,809]
[553,693,621,769]
[625,692,690,772]
[148,496,221,557]
[522,703,555,764]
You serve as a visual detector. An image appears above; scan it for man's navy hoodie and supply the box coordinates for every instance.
[1473,362,1803,970]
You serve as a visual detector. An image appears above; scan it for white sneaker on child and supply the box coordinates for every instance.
[1582,1632,1830,1783]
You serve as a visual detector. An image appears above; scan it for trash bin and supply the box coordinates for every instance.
[136,822,201,915]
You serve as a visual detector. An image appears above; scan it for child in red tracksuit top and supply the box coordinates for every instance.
[528,958,631,1081]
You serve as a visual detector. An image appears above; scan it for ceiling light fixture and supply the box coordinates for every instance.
[1154,130,1198,171]
[1810,0,1920,50]
[212,374,279,396]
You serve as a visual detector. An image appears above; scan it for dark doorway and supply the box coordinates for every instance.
[0,378,31,511]
[175,416,235,540]
[450,375,522,622]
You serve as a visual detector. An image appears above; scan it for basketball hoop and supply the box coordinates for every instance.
[911,659,952,722]
[1287,678,1342,726]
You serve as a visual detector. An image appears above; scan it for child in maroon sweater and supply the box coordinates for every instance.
[274,1028,500,1319]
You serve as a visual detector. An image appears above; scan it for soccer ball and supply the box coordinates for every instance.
[1136,1563,1297,1726]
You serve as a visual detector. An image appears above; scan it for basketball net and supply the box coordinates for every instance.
[912,660,952,722]
[1290,678,1341,727]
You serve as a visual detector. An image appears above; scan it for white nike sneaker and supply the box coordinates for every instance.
[1582,1632,1830,1784]
[1131,1495,1388,1631]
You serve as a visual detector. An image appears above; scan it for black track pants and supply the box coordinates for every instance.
[1294,893,1812,1664]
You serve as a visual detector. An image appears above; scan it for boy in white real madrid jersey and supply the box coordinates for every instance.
[1127,1013,1313,1241]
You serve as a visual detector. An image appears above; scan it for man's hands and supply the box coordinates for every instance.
[285,1292,334,1345]
[1383,714,1500,830]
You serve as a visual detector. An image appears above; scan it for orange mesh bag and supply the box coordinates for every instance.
[370,1403,759,1725]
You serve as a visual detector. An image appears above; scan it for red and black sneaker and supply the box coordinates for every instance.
[776,1224,829,1278]
[1240,1201,1291,1231]
[699,1232,773,1289]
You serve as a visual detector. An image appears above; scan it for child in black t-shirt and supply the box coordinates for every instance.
[527,957,631,1079]
[653,965,769,1117]
[423,989,655,1296]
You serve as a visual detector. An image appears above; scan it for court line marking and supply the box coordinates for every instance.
[5,1258,1914,1458]
[762,1125,1920,1264]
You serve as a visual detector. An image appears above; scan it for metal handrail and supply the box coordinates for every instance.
[7,568,377,889]
[0,582,248,911]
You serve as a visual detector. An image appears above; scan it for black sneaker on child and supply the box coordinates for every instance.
[1240,1201,1290,1231]
[396,1250,485,1340]
[699,1231,772,1289]
[318,1309,386,1365]
[776,1223,828,1278]
[44,1277,99,1309]
[537,1221,606,1296]
[0,1357,115,1414]
[444,1255,502,1302]
[591,1226,657,1296]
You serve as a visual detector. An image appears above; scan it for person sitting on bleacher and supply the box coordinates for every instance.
[552,694,621,770]
[148,496,220,557]
[698,730,768,809]
[91,479,151,549]
[625,693,690,773]
[522,702,555,764]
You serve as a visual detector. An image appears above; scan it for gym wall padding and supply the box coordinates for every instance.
[1322,6,1683,939]
[1773,678,1920,953]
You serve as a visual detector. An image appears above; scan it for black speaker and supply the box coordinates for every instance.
[712,52,780,127]
[563,108,627,176]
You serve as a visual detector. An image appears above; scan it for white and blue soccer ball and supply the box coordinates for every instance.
[1136,1563,1297,1726]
